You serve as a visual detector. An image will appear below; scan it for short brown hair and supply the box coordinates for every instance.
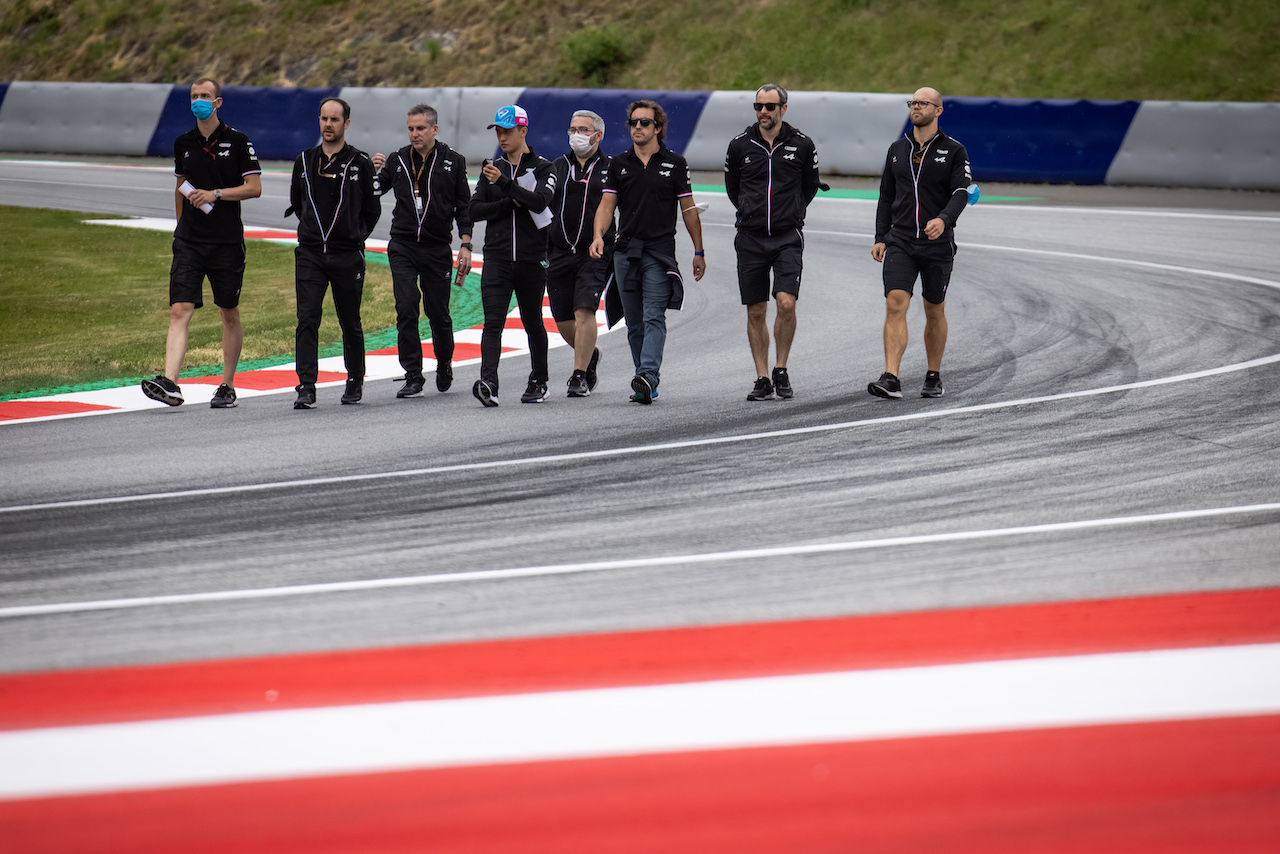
[627,99,667,142]
[192,77,221,98]
[320,97,352,122]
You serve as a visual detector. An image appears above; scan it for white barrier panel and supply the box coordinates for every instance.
[1106,100,1280,191]
[336,86,523,161]
[684,90,910,174]
[0,81,173,155]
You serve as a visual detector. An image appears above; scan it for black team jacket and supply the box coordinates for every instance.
[288,142,381,253]
[875,129,971,246]
[469,149,556,262]
[375,140,472,246]
[724,121,823,236]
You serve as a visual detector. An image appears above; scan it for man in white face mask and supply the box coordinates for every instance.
[547,109,612,397]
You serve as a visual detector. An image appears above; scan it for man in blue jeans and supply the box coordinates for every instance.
[591,99,705,404]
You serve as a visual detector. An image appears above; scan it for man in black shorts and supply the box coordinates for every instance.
[548,109,611,397]
[141,77,262,409]
[288,97,381,409]
[372,103,473,398]
[725,83,823,401]
[869,87,971,400]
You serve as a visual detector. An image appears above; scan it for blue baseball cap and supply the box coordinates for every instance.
[487,104,529,129]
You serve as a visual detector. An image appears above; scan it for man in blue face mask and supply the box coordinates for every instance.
[141,77,263,410]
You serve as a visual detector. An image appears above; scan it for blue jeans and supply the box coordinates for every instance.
[613,251,671,386]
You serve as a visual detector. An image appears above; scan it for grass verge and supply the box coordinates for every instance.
[0,207,484,399]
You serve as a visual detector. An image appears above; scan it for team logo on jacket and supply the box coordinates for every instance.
[661,162,674,168]
[248,145,256,157]
[659,170,671,177]
[783,153,796,161]
[933,156,947,163]
[218,150,231,157]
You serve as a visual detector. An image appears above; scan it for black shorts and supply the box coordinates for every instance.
[169,237,246,309]
[735,229,804,306]
[546,248,608,322]
[882,238,955,304]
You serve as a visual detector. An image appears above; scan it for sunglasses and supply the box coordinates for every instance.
[907,100,941,109]
[626,117,657,128]
[753,102,781,112]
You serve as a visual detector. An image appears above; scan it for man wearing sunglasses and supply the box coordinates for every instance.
[869,86,971,400]
[548,109,611,397]
[590,100,706,405]
[725,83,824,402]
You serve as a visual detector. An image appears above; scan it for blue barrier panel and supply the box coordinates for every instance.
[926,98,1140,184]
[147,85,341,161]
[508,88,712,161]
[0,83,8,113]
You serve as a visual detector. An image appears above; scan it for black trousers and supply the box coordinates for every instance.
[479,258,548,392]
[388,238,454,380]
[295,244,365,386]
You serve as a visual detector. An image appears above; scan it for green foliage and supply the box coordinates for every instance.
[562,25,641,87]
[0,0,1275,99]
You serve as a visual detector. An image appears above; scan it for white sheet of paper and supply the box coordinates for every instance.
[179,180,215,214]
[517,171,553,229]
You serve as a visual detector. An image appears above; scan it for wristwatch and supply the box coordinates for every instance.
[460,242,473,251]
[213,188,222,200]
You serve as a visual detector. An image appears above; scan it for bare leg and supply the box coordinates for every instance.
[555,319,576,349]
[164,302,196,381]
[883,289,911,376]
[573,308,598,371]
[773,292,796,369]
[219,306,243,386]
[923,299,948,372]
[746,301,769,377]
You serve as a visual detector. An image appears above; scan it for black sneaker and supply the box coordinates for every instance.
[209,383,237,408]
[436,363,453,392]
[567,370,590,397]
[341,378,363,405]
[472,379,499,407]
[772,367,794,400]
[141,375,184,406]
[867,371,903,399]
[521,380,548,403]
[396,376,425,398]
[629,374,653,405]
[586,347,601,391]
[293,384,316,409]
[921,371,945,398]
[747,376,775,401]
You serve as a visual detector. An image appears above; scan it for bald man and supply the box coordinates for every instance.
[869,86,971,400]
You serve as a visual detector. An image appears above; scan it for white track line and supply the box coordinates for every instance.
[3,503,1277,618]
[3,643,1279,800]
[3,349,1278,516]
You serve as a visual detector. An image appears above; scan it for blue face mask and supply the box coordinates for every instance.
[191,98,215,121]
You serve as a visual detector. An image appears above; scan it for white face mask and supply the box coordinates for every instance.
[569,132,595,157]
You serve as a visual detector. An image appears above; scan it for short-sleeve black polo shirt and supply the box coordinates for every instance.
[173,122,262,244]
[601,144,692,256]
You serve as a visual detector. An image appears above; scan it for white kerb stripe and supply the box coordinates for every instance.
[1,643,1278,801]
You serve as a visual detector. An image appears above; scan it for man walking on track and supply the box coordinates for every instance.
[372,104,473,399]
[869,86,971,400]
[725,83,823,402]
[288,97,381,409]
[590,99,705,405]
[468,104,556,407]
[548,109,611,397]
[142,77,261,409]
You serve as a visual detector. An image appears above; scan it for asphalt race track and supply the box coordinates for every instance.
[1,157,1278,851]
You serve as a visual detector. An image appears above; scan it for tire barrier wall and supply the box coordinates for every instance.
[0,81,1276,190]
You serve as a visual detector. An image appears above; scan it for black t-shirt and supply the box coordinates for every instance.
[173,122,262,244]
[601,144,692,255]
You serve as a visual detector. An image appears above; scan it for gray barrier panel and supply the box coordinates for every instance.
[0,81,173,155]
[1106,100,1280,191]
[456,87,527,163]
[684,90,910,175]
[338,86,464,159]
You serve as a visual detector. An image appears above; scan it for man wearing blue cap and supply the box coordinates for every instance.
[469,105,557,406]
